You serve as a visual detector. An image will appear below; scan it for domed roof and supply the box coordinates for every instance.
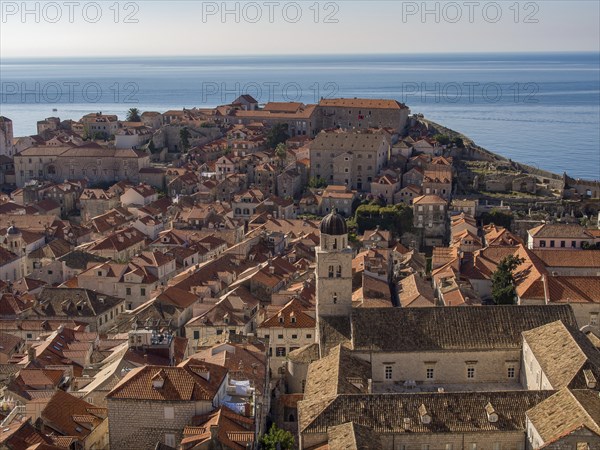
[320,208,347,236]
[6,225,20,235]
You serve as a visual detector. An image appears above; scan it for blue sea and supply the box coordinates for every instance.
[1,53,599,180]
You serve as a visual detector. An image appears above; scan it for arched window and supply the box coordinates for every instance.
[336,265,342,278]
[332,238,337,250]
[328,265,334,278]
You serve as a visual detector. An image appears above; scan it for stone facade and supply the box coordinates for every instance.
[310,130,390,191]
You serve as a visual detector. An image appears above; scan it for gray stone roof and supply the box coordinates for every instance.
[350,305,577,352]
[301,390,554,434]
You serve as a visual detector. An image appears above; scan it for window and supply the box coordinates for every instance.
[426,368,434,379]
[165,434,175,447]
[164,407,174,420]
[591,313,598,326]
[193,330,200,339]
[384,365,393,380]
[47,270,53,275]
[540,240,546,248]
[328,265,334,278]
[467,367,475,379]
[560,240,566,248]
[306,334,312,339]
[572,240,577,248]
[292,334,298,339]
[507,366,516,378]
[126,287,131,296]
[278,334,284,339]
[550,240,555,248]
[333,293,337,304]
[140,288,146,296]
[26,333,33,339]
[216,329,223,335]
[336,265,342,278]
[276,347,286,357]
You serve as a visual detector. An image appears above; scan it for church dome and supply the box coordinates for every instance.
[320,208,347,236]
[6,225,20,235]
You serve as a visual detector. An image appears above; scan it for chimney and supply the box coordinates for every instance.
[27,346,35,362]
[485,402,498,423]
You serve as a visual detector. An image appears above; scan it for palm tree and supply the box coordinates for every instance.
[126,108,141,122]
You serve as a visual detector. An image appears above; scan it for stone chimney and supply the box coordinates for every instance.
[27,346,35,362]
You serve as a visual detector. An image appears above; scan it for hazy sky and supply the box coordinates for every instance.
[1,1,599,57]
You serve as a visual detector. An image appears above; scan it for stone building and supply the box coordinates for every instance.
[315,209,353,358]
[309,130,391,191]
[316,98,410,134]
[257,298,316,377]
[106,358,228,449]
[14,143,150,187]
[413,194,448,246]
[0,116,15,157]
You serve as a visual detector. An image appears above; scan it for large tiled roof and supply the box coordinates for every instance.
[528,223,594,239]
[301,390,553,434]
[318,98,407,110]
[39,390,106,438]
[311,130,388,152]
[532,249,600,268]
[526,389,600,444]
[259,298,316,329]
[547,276,600,304]
[107,358,227,402]
[326,422,382,450]
[522,321,600,389]
[300,346,371,431]
[350,305,577,352]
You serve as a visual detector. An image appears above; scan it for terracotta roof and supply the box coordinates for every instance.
[398,274,435,308]
[547,276,600,304]
[107,358,227,401]
[532,249,600,268]
[259,298,316,329]
[529,223,594,239]
[412,194,446,205]
[318,98,406,110]
[39,390,106,438]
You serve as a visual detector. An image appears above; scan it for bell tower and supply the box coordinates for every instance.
[316,208,353,353]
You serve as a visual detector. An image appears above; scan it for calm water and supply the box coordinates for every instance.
[1,53,599,180]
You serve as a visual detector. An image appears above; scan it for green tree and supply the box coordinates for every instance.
[433,133,451,146]
[354,203,413,235]
[266,123,290,149]
[481,209,513,229]
[260,424,294,450]
[452,136,464,148]
[275,142,287,160]
[308,176,327,189]
[126,108,141,122]
[179,127,191,153]
[491,255,525,305]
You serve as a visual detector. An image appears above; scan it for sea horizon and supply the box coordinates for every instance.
[1,52,599,180]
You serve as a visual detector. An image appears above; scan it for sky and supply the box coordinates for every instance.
[0,1,599,58]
